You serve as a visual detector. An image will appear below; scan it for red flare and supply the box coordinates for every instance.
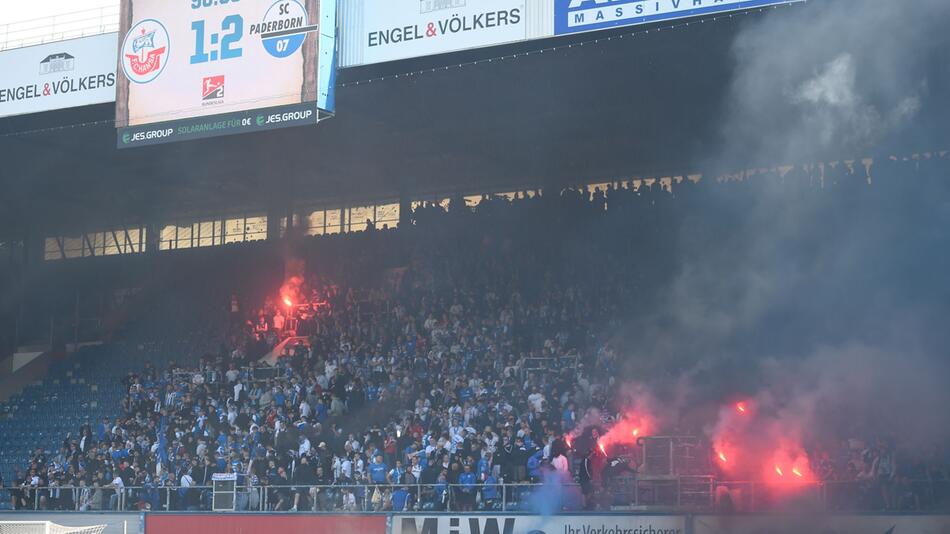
[283,297,293,307]
[632,428,639,437]
[598,441,606,456]
[792,467,803,478]
[775,466,784,476]
[718,452,728,463]
[736,402,746,413]
[565,435,573,449]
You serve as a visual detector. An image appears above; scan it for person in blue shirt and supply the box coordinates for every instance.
[98,417,109,441]
[313,401,327,424]
[457,463,477,511]
[391,486,410,511]
[431,471,448,511]
[387,460,406,485]
[527,449,544,481]
[110,446,129,463]
[368,455,388,484]
[366,383,380,402]
[562,402,577,432]
[481,473,499,509]
[477,453,492,480]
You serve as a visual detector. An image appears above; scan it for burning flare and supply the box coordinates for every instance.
[718,452,728,463]
[736,402,747,413]
[632,428,639,437]
[283,297,293,307]
[792,467,803,478]
[598,441,607,456]
[775,466,784,477]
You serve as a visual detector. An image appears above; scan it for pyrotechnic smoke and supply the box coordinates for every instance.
[279,275,304,308]
[591,0,950,484]
[567,383,665,456]
[706,345,950,479]
[692,0,950,478]
[718,0,950,165]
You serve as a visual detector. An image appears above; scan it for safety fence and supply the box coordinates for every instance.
[2,478,948,514]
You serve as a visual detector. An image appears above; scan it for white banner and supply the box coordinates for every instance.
[339,0,803,67]
[339,0,553,67]
[391,515,685,534]
[0,33,117,118]
[694,514,950,534]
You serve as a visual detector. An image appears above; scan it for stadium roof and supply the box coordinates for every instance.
[1,6,948,237]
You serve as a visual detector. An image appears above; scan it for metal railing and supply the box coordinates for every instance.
[2,479,948,513]
[1,6,120,52]
[714,479,950,513]
[2,483,547,513]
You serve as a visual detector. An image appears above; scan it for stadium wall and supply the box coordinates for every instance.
[4,513,948,534]
[692,514,950,534]
[130,513,950,534]
[143,513,386,534]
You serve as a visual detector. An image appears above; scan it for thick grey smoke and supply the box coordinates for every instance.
[719,0,949,164]
[604,0,950,457]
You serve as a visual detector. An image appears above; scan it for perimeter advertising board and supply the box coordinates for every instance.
[115,0,337,148]
[0,33,118,118]
[390,514,686,534]
[144,514,386,534]
[693,514,950,534]
[553,0,802,36]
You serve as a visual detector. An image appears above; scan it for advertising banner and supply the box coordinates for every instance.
[0,33,117,119]
[390,514,686,534]
[115,0,337,148]
[339,0,803,67]
[553,0,802,36]
[144,513,386,534]
[693,514,950,534]
[338,0,552,67]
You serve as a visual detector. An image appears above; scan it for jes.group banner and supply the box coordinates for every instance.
[115,0,337,147]
[0,33,117,119]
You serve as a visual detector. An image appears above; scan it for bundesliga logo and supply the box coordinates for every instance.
[121,19,170,84]
[202,76,225,101]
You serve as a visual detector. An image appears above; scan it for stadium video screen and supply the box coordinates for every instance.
[115,0,337,148]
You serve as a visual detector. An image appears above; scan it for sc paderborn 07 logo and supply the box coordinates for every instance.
[121,19,170,84]
[250,0,319,59]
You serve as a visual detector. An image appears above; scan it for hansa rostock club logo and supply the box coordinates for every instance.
[121,19,170,84]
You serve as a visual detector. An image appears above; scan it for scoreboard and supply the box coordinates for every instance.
[115,0,336,148]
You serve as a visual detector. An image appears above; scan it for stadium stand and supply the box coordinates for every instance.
[1,154,949,514]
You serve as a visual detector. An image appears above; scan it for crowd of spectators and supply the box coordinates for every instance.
[4,153,950,513]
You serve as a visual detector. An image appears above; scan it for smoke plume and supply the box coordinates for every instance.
[597,0,950,471]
